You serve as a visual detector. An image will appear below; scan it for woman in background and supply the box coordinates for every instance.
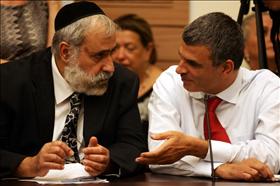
[0,0,60,64]
[112,14,162,134]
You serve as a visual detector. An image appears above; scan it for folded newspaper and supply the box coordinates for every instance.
[20,163,108,184]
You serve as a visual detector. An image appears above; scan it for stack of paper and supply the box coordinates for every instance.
[20,163,108,184]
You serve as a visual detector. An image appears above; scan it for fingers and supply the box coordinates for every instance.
[83,145,108,155]
[36,162,65,177]
[136,155,167,165]
[84,154,109,164]
[82,137,110,176]
[135,155,156,164]
[135,138,169,164]
[49,141,73,158]
[83,161,108,176]
[88,136,98,147]
[83,155,109,175]
[30,141,74,176]
[241,172,255,181]
[82,152,109,176]
[136,143,169,164]
[136,144,183,165]
[139,145,164,158]
[215,159,274,181]
[241,167,262,181]
[42,153,65,165]
[137,131,191,165]
[150,131,174,140]
[244,158,274,180]
[215,163,245,180]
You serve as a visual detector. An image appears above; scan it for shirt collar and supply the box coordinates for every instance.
[217,68,245,104]
[52,55,74,104]
[189,68,246,104]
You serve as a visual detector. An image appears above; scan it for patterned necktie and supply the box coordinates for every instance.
[61,93,82,163]
[203,97,231,143]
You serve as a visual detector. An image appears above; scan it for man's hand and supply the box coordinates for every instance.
[16,141,73,177]
[215,158,274,181]
[82,137,110,176]
[135,131,208,164]
[0,59,8,64]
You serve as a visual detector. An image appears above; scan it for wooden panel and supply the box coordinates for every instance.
[153,27,182,61]
[157,60,178,70]
[95,1,189,26]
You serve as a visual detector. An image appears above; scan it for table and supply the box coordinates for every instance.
[0,172,279,186]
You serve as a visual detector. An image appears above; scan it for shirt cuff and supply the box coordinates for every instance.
[204,140,234,163]
[193,161,223,177]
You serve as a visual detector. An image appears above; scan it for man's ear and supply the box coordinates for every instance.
[222,59,235,74]
[59,42,71,62]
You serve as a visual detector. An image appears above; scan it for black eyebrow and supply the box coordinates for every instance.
[186,59,203,67]
[178,50,203,68]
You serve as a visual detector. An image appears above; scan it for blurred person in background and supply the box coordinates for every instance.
[263,0,280,75]
[112,14,162,134]
[242,12,277,73]
[0,0,61,64]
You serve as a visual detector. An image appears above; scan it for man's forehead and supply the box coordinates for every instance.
[179,43,212,60]
[83,37,116,54]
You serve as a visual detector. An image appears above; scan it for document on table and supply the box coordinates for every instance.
[274,174,280,182]
[19,163,108,184]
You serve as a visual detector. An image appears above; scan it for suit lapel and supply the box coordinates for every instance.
[83,82,113,146]
[31,49,55,144]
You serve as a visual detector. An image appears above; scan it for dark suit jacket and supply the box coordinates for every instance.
[0,48,147,178]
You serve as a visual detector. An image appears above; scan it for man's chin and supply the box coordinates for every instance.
[69,77,111,96]
[183,83,200,92]
[84,86,108,96]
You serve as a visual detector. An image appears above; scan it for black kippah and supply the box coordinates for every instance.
[55,1,105,31]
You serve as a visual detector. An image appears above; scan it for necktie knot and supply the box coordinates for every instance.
[207,97,222,112]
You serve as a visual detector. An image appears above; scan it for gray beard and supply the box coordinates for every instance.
[64,63,113,96]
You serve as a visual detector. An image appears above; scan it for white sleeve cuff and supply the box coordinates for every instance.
[192,161,223,177]
[204,140,235,163]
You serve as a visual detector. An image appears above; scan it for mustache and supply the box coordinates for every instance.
[93,71,113,82]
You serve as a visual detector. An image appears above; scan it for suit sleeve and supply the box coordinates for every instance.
[0,64,28,178]
[108,69,147,177]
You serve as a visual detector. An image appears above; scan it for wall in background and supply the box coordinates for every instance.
[189,1,242,22]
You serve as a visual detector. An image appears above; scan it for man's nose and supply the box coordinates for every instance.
[176,60,187,74]
[103,55,115,73]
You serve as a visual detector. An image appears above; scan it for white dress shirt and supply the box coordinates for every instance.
[148,66,280,177]
[51,56,85,159]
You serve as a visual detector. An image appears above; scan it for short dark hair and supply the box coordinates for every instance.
[182,12,244,69]
[114,14,157,64]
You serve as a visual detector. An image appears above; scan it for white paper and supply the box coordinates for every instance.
[19,163,108,184]
[274,174,280,182]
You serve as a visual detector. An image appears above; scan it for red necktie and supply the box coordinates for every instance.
[204,97,231,143]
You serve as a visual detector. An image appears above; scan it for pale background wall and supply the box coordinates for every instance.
[189,1,241,22]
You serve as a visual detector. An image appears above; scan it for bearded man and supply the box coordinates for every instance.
[0,1,146,178]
